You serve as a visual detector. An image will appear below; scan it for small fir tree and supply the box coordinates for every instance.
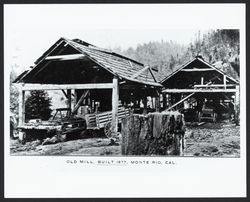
[25,90,52,121]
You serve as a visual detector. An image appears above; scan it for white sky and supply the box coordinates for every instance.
[4,4,243,74]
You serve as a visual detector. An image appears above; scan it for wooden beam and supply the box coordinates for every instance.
[18,89,25,126]
[111,77,119,136]
[143,96,147,114]
[223,75,227,89]
[73,89,77,108]
[61,90,68,98]
[32,43,66,78]
[45,54,86,61]
[21,83,113,91]
[165,92,195,111]
[71,90,89,115]
[155,95,160,112]
[181,68,215,72]
[162,88,237,93]
[194,84,236,88]
[67,89,72,113]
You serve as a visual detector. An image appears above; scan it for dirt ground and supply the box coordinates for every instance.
[184,121,240,157]
[10,137,121,156]
[10,121,240,157]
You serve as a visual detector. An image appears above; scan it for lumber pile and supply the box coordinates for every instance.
[121,112,185,156]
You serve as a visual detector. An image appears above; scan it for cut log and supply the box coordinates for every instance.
[121,112,185,156]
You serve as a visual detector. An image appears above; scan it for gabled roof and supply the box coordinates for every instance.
[15,37,161,87]
[160,56,239,84]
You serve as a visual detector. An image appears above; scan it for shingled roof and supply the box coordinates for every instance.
[15,37,161,87]
[160,56,239,84]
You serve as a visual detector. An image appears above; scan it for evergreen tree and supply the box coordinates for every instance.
[25,90,52,121]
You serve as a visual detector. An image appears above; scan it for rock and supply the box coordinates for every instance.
[206,145,219,153]
[42,135,63,145]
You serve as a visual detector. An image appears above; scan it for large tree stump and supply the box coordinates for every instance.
[121,112,185,156]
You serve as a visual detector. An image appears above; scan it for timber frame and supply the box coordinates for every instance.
[14,37,162,136]
[160,56,240,122]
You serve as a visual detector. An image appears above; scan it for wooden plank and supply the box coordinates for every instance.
[61,90,68,98]
[155,95,160,112]
[73,89,77,108]
[111,77,119,136]
[162,88,237,93]
[45,54,86,61]
[21,83,113,91]
[165,92,195,111]
[143,96,147,114]
[181,68,215,72]
[71,90,89,115]
[224,75,227,89]
[194,84,236,88]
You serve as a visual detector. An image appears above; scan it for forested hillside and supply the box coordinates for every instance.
[118,29,240,81]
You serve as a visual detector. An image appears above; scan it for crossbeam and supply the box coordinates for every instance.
[194,84,236,88]
[45,54,86,61]
[20,83,114,91]
[181,68,215,72]
[162,88,237,93]
[165,92,195,111]
[72,90,89,115]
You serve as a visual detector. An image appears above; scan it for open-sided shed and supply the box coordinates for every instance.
[14,37,162,135]
[160,56,240,122]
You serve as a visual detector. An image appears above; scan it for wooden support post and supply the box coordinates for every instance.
[143,96,147,114]
[72,90,89,115]
[223,75,227,89]
[67,89,71,114]
[111,77,119,136]
[18,88,25,125]
[73,89,77,108]
[201,77,204,85]
[155,95,160,112]
[234,85,240,125]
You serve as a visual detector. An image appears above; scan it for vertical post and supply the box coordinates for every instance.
[142,90,147,114]
[155,95,160,112]
[67,89,71,114]
[73,89,77,108]
[163,93,167,110]
[234,85,240,125]
[201,77,204,85]
[18,88,25,126]
[223,75,227,89]
[112,76,119,136]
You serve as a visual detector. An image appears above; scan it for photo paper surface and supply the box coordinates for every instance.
[4,3,246,198]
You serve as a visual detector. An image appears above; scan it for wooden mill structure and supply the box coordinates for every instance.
[14,37,162,135]
[160,56,240,122]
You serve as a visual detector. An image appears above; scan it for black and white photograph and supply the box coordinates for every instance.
[9,29,241,157]
[4,3,246,198]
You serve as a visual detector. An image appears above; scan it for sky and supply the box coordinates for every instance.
[4,4,244,74]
